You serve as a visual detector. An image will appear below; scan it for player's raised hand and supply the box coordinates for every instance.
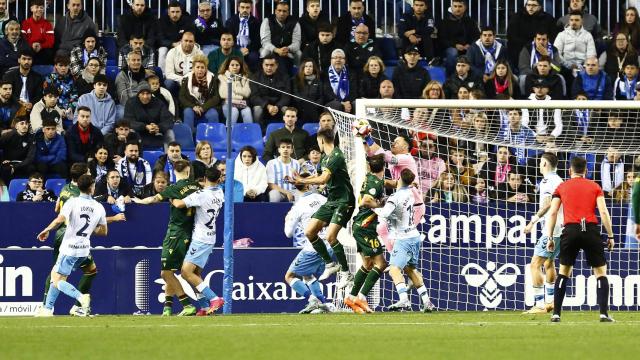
[546,238,555,252]
[37,229,50,242]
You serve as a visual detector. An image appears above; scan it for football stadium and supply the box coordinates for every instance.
[1,0,640,358]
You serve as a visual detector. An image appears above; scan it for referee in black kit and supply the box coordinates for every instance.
[545,157,615,323]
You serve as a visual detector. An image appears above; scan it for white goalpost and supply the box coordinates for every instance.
[329,99,640,312]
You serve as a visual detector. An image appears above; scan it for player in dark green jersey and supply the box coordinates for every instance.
[40,163,126,316]
[289,128,355,288]
[133,160,201,316]
[344,154,388,313]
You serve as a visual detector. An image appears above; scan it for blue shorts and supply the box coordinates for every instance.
[534,235,561,259]
[53,255,88,276]
[389,236,421,268]
[184,241,215,269]
[287,248,334,279]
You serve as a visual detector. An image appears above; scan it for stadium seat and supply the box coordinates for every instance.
[182,150,195,160]
[264,122,284,142]
[427,66,446,85]
[377,38,399,66]
[173,123,195,151]
[106,65,119,82]
[101,36,118,61]
[231,123,264,155]
[217,151,238,162]
[32,65,53,77]
[8,178,28,202]
[106,59,117,67]
[45,178,67,196]
[384,65,395,79]
[143,150,163,166]
[195,123,227,152]
[302,122,319,135]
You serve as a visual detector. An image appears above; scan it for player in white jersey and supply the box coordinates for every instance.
[284,172,335,314]
[36,175,108,317]
[523,153,564,314]
[171,167,225,316]
[376,169,435,312]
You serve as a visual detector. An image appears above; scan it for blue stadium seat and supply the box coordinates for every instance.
[302,122,319,135]
[173,123,195,150]
[8,178,28,202]
[264,122,284,142]
[384,65,395,79]
[182,150,195,160]
[106,59,117,67]
[45,178,67,196]
[217,152,238,162]
[377,38,399,66]
[143,151,163,166]
[231,123,264,155]
[106,65,119,82]
[195,123,227,152]
[427,66,446,85]
[101,36,118,61]
[32,65,53,77]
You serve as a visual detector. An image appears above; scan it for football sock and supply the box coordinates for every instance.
[360,267,382,297]
[350,266,369,297]
[57,280,82,301]
[178,294,191,307]
[290,278,311,299]
[416,285,431,305]
[310,236,332,263]
[74,270,97,307]
[533,285,545,308]
[42,274,52,305]
[545,282,555,304]
[44,282,60,310]
[306,279,327,303]
[196,282,218,301]
[164,295,173,309]
[331,242,349,272]
[196,293,209,309]
[553,274,569,316]
[395,282,408,303]
[597,276,609,317]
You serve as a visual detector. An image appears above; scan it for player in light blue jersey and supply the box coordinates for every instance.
[36,175,108,317]
[284,172,335,314]
[376,169,435,312]
[523,152,564,314]
[171,167,225,316]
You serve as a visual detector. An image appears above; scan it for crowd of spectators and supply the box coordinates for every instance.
[0,0,639,205]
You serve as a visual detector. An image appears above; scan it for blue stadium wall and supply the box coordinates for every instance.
[0,203,639,314]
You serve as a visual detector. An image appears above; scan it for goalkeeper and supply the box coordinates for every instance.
[288,128,356,288]
[344,154,388,314]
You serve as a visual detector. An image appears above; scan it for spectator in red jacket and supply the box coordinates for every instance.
[21,0,54,65]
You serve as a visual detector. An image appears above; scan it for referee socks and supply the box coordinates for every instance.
[597,276,610,317]
[553,274,569,317]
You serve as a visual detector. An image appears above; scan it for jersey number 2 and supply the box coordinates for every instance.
[76,214,91,237]
[204,209,219,229]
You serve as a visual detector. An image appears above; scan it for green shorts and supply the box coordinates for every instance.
[53,227,95,268]
[353,225,384,257]
[312,201,355,228]
[161,230,191,271]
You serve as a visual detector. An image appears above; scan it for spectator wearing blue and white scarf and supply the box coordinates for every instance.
[613,61,640,100]
[323,49,357,113]
[468,26,507,80]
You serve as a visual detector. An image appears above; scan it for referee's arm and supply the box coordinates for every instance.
[596,195,615,250]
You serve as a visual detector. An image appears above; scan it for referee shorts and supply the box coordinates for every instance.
[559,224,607,268]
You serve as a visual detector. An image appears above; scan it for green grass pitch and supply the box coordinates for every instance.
[2,312,639,359]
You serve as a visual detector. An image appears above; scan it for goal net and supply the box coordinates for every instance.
[330,99,640,312]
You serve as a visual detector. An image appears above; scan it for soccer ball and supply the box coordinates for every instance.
[352,118,372,137]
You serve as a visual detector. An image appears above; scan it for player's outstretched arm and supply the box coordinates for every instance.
[596,195,615,250]
[360,194,381,209]
[289,170,331,186]
[37,214,66,242]
[171,199,187,208]
[524,196,552,234]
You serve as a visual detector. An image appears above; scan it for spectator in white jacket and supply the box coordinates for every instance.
[164,31,203,97]
[234,145,268,202]
[554,11,596,75]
